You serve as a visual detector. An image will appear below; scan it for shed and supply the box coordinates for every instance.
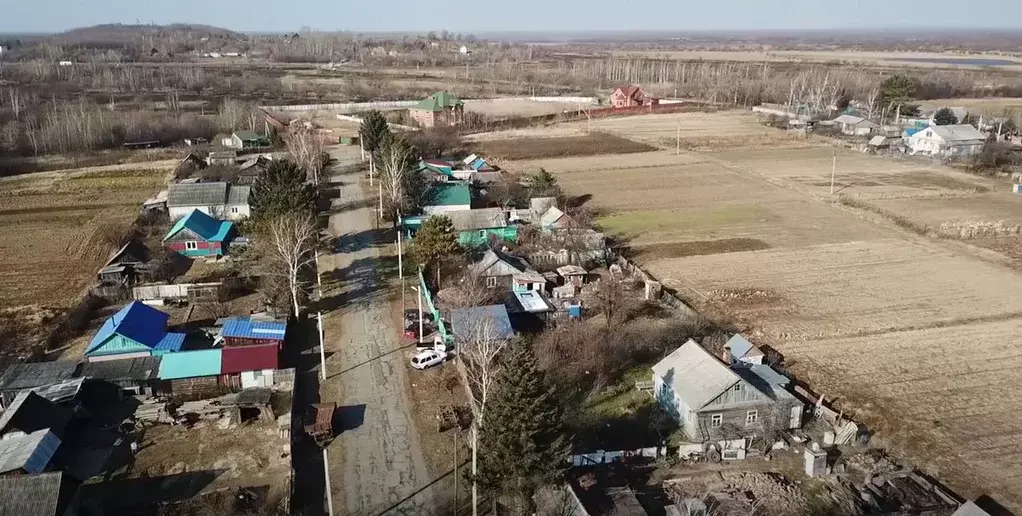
[0,471,64,516]
[451,305,515,342]
[422,183,471,214]
[207,150,238,166]
[79,356,161,395]
[0,362,81,404]
[163,209,236,258]
[85,302,185,360]
[157,349,223,380]
[556,265,587,287]
[831,114,879,136]
[0,430,61,476]
[723,334,765,366]
[97,240,152,286]
[220,344,279,375]
[219,317,288,348]
[228,130,269,149]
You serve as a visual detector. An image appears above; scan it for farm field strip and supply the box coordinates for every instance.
[871,194,1022,229]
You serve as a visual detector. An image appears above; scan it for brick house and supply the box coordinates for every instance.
[611,85,658,108]
[410,91,464,128]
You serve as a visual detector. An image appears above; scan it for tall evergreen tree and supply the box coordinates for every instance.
[530,168,560,199]
[474,342,570,512]
[933,107,959,126]
[409,215,459,282]
[359,110,391,180]
[249,159,317,225]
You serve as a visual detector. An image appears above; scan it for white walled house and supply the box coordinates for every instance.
[831,114,878,136]
[905,124,986,157]
[167,182,250,220]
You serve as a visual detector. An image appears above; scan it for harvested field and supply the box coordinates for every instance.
[475,132,654,161]
[496,112,1022,508]
[705,146,990,199]
[462,99,578,118]
[917,97,1022,117]
[559,111,810,148]
[0,166,168,309]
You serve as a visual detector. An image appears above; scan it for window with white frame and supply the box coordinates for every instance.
[746,410,758,425]
[185,241,198,250]
[733,383,741,392]
[710,413,722,428]
[479,230,486,238]
[231,206,239,214]
[486,277,497,288]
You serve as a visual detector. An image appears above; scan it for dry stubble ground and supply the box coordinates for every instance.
[0,165,170,310]
[497,111,1022,508]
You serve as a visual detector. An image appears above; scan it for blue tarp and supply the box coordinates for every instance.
[157,349,223,380]
[221,317,287,341]
[86,302,175,355]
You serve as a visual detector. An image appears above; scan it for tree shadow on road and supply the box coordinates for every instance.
[285,315,327,516]
[317,254,400,314]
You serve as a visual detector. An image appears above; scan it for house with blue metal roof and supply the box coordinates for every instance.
[85,302,186,361]
[218,316,288,348]
[163,208,236,257]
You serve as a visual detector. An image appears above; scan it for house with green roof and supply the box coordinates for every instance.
[421,183,472,214]
[163,209,236,257]
[227,130,270,149]
[410,91,465,128]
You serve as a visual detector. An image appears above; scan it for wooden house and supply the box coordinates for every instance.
[651,340,803,442]
[163,209,236,258]
[469,249,545,292]
[84,302,186,362]
[79,357,161,396]
[167,181,250,220]
[96,241,152,286]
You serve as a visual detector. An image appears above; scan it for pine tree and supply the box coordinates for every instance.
[933,107,959,126]
[409,215,459,282]
[475,342,570,511]
[530,168,560,198]
[249,159,317,225]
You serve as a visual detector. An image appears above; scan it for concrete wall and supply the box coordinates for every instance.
[263,96,598,114]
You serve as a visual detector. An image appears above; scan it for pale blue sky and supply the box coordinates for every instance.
[4,0,1022,33]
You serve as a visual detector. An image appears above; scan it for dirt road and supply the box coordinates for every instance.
[320,146,436,516]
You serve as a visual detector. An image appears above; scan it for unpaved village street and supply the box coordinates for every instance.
[319,146,436,515]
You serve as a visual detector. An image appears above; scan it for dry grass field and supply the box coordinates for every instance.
[0,164,170,309]
[610,50,1022,71]
[916,97,1022,117]
[497,110,1022,507]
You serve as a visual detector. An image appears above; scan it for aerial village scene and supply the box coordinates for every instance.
[1,7,1022,516]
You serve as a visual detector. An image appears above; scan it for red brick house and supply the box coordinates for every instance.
[410,91,464,128]
[611,85,659,108]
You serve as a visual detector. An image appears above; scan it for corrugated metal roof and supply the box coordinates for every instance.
[227,184,250,205]
[0,362,80,391]
[220,344,278,374]
[221,317,287,341]
[86,302,172,356]
[157,349,222,380]
[423,183,471,207]
[164,209,234,242]
[80,357,160,381]
[733,365,796,402]
[26,378,85,405]
[167,182,227,207]
[651,340,741,410]
[233,130,262,141]
[414,91,463,112]
[0,471,62,516]
[0,430,60,475]
[451,305,514,341]
[540,207,567,227]
[927,124,986,143]
[725,334,763,362]
[443,208,507,231]
[952,500,994,516]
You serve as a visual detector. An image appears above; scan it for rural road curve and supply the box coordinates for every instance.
[321,146,436,516]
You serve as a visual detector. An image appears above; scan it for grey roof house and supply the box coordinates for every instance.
[0,362,81,407]
[469,249,546,292]
[167,181,251,221]
[651,339,803,442]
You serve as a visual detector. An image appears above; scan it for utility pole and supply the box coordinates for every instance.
[453,431,459,516]
[318,312,326,381]
[323,448,335,516]
[397,211,403,280]
[676,119,681,155]
[830,151,837,195]
[378,182,384,227]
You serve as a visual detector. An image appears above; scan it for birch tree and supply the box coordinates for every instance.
[287,128,326,184]
[377,134,420,217]
[267,212,318,318]
[459,314,513,516]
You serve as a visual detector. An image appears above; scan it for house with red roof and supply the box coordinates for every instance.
[611,84,658,108]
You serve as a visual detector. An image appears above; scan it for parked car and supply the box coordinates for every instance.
[404,321,434,339]
[404,309,434,325]
[410,349,445,370]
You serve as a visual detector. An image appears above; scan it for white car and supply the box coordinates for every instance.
[410,349,446,370]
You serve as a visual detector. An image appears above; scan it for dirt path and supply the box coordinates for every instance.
[319,146,436,516]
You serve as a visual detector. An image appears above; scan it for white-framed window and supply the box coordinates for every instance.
[485,277,497,288]
[479,230,487,238]
[710,413,722,428]
[185,241,198,250]
[231,206,239,214]
[733,383,741,392]
[746,410,758,425]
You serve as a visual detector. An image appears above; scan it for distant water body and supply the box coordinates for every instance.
[887,57,1018,67]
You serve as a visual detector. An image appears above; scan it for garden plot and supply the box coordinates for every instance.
[870,193,1022,235]
[707,146,991,199]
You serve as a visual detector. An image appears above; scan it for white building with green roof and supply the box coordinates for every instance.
[410,91,464,128]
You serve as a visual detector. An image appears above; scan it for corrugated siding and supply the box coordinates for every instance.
[90,334,151,356]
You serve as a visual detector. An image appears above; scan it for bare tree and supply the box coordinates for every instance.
[287,128,325,184]
[459,315,513,516]
[594,275,626,331]
[377,135,419,216]
[266,212,318,318]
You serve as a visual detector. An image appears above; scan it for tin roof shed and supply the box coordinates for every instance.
[0,471,63,516]
[157,349,222,380]
[0,430,61,475]
[0,362,81,392]
[220,317,288,342]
